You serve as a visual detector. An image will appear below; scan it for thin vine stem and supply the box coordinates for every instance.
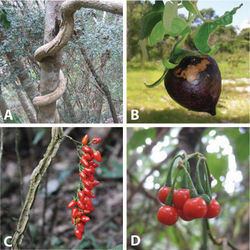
[0,128,3,169]
[11,127,64,250]
[15,128,24,206]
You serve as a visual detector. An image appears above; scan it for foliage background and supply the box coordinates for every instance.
[0,127,123,249]
[127,127,249,250]
[0,0,123,123]
[127,1,250,123]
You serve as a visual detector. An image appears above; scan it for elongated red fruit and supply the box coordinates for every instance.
[93,151,102,162]
[67,200,76,208]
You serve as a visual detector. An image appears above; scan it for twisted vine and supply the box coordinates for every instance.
[32,0,123,115]
[11,128,64,250]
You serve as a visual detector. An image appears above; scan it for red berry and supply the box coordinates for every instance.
[83,209,91,214]
[177,209,193,221]
[173,189,190,209]
[84,153,93,161]
[157,205,178,225]
[77,200,85,210]
[79,171,86,179]
[80,215,90,223]
[74,229,82,240]
[77,222,85,233]
[82,145,92,154]
[83,187,96,198]
[83,180,93,190]
[81,135,88,145]
[67,200,76,208]
[158,186,172,204]
[71,207,78,218]
[83,168,93,174]
[183,198,208,219]
[93,151,102,162]
[81,156,89,167]
[90,166,96,174]
[83,196,91,204]
[205,200,221,218]
[77,211,83,218]
[86,202,95,211]
[78,191,85,199]
[92,162,99,168]
[91,137,101,144]
[92,180,100,186]
[88,174,95,182]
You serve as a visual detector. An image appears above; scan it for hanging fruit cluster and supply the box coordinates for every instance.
[141,1,242,115]
[67,135,102,240]
[157,152,221,225]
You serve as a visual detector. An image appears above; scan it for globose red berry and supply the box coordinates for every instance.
[205,199,221,218]
[157,205,178,225]
[183,198,208,219]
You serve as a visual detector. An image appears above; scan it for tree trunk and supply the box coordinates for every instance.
[62,89,77,123]
[33,0,122,123]
[36,0,63,123]
[0,84,9,122]
[79,47,118,123]
[89,88,103,123]
[0,27,40,104]
[14,82,37,123]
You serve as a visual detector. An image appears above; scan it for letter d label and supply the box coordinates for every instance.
[131,235,140,246]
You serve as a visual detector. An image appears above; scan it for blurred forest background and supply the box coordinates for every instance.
[0,127,123,249]
[127,1,250,123]
[127,127,249,250]
[0,0,122,123]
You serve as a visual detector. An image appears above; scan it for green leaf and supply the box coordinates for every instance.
[170,48,200,65]
[194,4,242,54]
[32,129,46,145]
[222,128,249,163]
[128,128,156,150]
[110,244,123,250]
[144,69,168,88]
[102,161,122,178]
[85,232,101,249]
[169,17,188,36]
[163,1,178,33]
[162,58,177,69]
[152,0,165,11]
[140,1,165,40]
[182,1,198,15]
[148,21,166,46]
[5,113,23,123]
[206,153,228,181]
[0,8,11,29]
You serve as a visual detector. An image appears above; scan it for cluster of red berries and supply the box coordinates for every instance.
[157,187,221,225]
[67,135,102,240]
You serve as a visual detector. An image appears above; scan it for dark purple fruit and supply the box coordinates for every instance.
[164,55,221,115]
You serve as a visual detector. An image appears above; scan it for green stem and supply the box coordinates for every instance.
[181,169,188,189]
[201,218,208,250]
[182,161,198,198]
[165,154,182,186]
[165,173,178,206]
[196,158,205,194]
[144,69,168,88]
[204,161,212,199]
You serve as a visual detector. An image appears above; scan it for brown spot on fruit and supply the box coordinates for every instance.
[164,55,221,115]
[175,59,210,82]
